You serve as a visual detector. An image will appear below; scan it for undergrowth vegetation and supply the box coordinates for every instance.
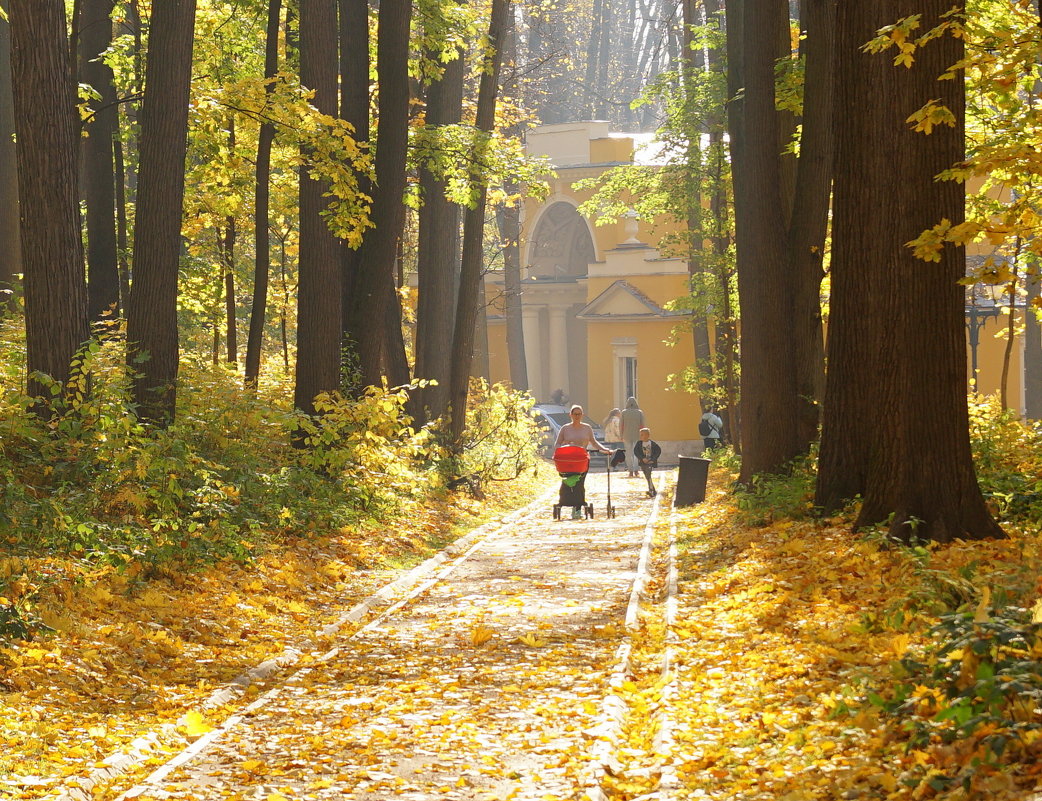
[720,395,1042,800]
[0,322,540,642]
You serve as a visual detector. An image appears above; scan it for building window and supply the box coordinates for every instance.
[623,356,638,402]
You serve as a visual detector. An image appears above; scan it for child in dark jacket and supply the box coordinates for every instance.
[633,427,662,498]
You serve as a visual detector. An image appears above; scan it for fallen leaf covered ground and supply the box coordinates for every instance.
[58,470,665,801]
[606,464,1042,801]
[4,460,1042,801]
[0,469,548,798]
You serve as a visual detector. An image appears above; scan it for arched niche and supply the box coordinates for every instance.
[527,201,596,279]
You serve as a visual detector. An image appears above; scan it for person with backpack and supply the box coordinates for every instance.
[699,406,723,451]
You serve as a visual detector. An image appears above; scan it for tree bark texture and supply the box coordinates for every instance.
[786,0,834,448]
[338,0,370,370]
[245,0,281,389]
[818,0,1001,542]
[125,0,196,425]
[0,19,22,308]
[729,0,803,483]
[79,0,121,321]
[294,0,342,419]
[449,0,508,443]
[349,0,412,390]
[494,3,527,395]
[1025,277,1042,420]
[413,48,464,423]
[9,0,90,404]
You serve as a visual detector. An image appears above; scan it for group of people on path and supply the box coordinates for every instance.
[553,397,660,519]
[553,396,727,520]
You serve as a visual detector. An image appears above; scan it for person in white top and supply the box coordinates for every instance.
[601,408,622,446]
[700,407,724,451]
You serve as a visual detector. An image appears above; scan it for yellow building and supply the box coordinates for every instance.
[484,122,703,460]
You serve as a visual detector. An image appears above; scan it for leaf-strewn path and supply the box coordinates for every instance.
[97,471,670,801]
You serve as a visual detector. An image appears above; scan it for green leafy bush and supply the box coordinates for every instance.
[871,608,1042,794]
[733,450,817,526]
[969,395,1042,525]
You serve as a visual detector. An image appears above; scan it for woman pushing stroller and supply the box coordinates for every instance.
[554,404,613,520]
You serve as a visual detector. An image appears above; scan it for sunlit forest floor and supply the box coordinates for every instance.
[3,456,1042,801]
[0,464,549,798]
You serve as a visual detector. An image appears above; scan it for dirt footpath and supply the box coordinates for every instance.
[113,470,669,801]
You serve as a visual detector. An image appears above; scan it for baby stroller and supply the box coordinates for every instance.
[552,445,594,520]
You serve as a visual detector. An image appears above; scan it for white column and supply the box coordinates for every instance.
[522,305,543,401]
[548,305,569,400]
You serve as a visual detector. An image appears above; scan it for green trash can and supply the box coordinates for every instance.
[674,456,710,506]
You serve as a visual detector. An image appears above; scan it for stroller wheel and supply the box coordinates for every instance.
[607,504,615,519]
[585,503,594,519]
[552,504,561,520]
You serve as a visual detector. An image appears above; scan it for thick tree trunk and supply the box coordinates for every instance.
[449,0,508,443]
[815,0,891,511]
[349,0,412,390]
[9,0,90,407]
[338,0,370,382]
[413,46,465,423]
[294,0,342,420]
[125,0,196,426]
[730,0,803,483]
[245,0,281,388]
[79,0,120,321]
[0,20,22,309]
[819,0,1001,542]
[786,0,834,448]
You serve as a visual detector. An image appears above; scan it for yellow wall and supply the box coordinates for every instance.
[584,318,697,442]
[971,311,1023,409]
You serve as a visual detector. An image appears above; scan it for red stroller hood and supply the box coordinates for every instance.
[553,445,589,474]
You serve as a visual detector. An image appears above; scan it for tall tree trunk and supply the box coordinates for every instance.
[818,0,1001,542]
[79,0,120,321]
[449,0,508,443]
[0,19,22,309]
[348,0,412,390]
[294,0,342,421]
[496,15,526,393]
[9,0,90,408]
[339,0,370,385]
[125,0,196,426]
[1025,275,1042,419]
[583,0,604,118]
[223,215,238,366]
[245,0,281,388]
[786,0,834,448]
[498,202,527,391]
[413,41,465,423]
[684,0,714,403]
[730,0,802,483]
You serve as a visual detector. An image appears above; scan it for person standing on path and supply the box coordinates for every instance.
[620,397,645,477]
[633,427,662,497]
[555,404,613,519]
[700,406,724,451]
[602,408,622,448]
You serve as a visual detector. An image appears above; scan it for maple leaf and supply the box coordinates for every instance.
[517,632,547,647]
[469,625,495,646]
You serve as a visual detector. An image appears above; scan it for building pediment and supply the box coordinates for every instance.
[576,280,689,322]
